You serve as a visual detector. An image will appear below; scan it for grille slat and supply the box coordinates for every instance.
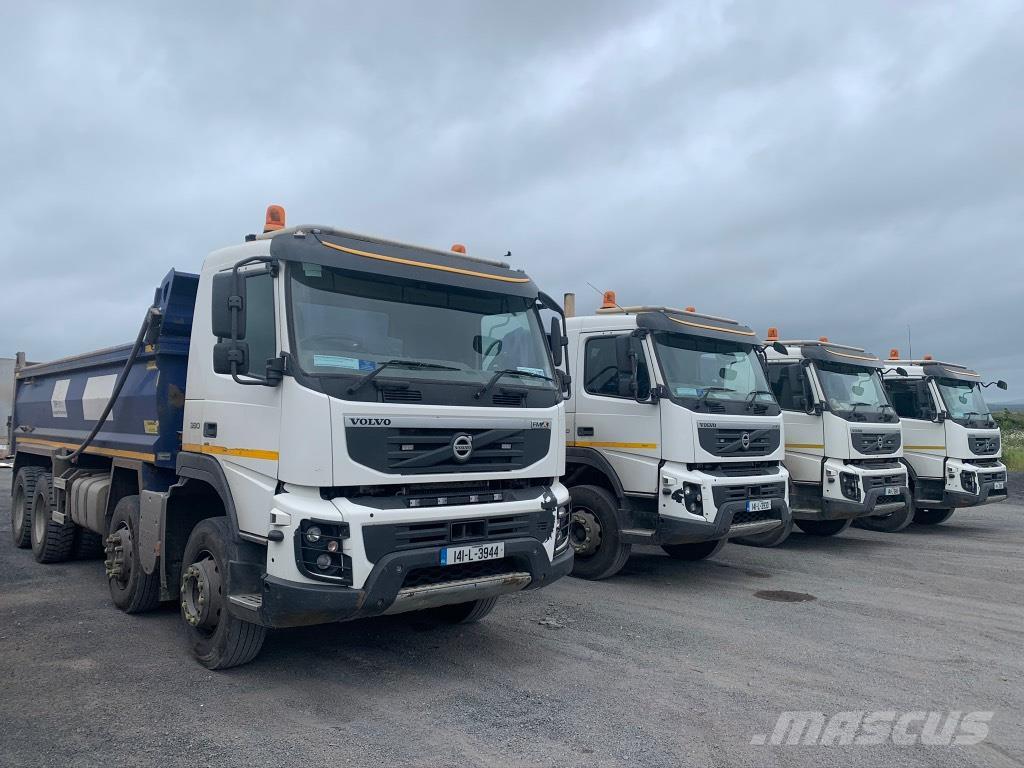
[969,436,1000,455]
[851,431,901,455]
[350,426,546,474]
[697,427,781,457]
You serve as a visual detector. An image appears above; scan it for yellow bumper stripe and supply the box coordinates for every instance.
[182,443,279,461]
[15,437,154,462]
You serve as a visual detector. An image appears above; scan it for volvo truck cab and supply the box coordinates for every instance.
[882,351,1008,525]
[763,332,912,537]
[561,294,792,579]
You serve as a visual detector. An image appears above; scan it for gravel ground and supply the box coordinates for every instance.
[1,468,1022,768]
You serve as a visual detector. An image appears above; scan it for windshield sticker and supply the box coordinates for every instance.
[302,262,323,277]
[674,386,700,397]
[312,355,376,371]
[516,366,546,377]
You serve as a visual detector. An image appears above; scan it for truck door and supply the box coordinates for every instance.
[197,267,282,535]
[573,333,660,494]
[767,361,824,484]
[888,377,945,479]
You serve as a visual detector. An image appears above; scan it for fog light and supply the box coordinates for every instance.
[326,540,339,553]
[316,554,332,570]
[960,470,978,494]
[554,504,571,552]
[683,483,704,515]
[305,525,322,544]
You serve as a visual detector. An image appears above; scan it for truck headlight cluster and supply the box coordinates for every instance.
[296,520,352,584]
[682,483,704,516]
[960,470,978,494]
[839,472,860,501]
[554,504,571,553]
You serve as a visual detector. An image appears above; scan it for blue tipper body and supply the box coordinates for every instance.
[12,270,199,469]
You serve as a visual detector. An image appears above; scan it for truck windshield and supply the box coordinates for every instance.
[652,332,778,413]
[288,264,554,390]
[936,379,995,427]
[815,361,895,422]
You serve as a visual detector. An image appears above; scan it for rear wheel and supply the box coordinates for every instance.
[852,502,915,533]
[73,528,106,559]
[429,597,500,624]
[30,474,75,563]
[795,518,853,537]
[661,537,726,561]
[11,466,44,549]
[913,508,955,525]
[181,517,266,669]
[568,485,631,580]
[733,516,793,547]
[106,495,160,613]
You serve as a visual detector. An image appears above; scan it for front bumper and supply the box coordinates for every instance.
[813,487,912,520]
[793,460,909,521]
[228,538,573,629]
[939,460,1008,508]
[657,498,792,545]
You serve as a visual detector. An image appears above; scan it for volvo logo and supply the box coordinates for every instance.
[451,433,474,463]
[876,435,885,450]
[740,432,751,450]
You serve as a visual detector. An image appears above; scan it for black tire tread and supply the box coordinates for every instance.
[795,518,853,537]
[73,529,105,560]
[11,466,44,549]
[913,508,955,526]
[32,474,75,564]
[568,484,631,581]
[107,496,160,614]
[661,537,727,561]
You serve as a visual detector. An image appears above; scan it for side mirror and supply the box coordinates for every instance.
[896,367,909,377]
[771,341,788,355]
[936,410,947,423]
[213,341,248,375]
[211,271,246,340]
[718,367,738,381]
[549,316,564,368]
[473,335,502,357]
[998,380,1008,390]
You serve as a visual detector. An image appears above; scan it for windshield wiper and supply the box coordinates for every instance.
[847,401,877,421]
[961,410,994,426]
[698,386,734,408]
[347,359,459,395]
[744,390,774,411]
[475,368,554,399]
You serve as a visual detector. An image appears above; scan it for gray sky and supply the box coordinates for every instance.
[2,1,1022,400]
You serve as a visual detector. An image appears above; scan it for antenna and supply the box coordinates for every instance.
[585,281,629,314]
[907,325,913,359]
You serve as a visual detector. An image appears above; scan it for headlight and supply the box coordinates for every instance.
[960,470,978,494]
[839,472,860,501]
[554,504,571,553]
[297,520,351,583]
[683,482,704,516]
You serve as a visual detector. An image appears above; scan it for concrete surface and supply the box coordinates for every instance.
[1,468,1022,768]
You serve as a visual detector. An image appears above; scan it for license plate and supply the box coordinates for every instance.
[885,486,901,496]
[746,499,772,512]
[440,542,504,566]
[994,481,1005,490]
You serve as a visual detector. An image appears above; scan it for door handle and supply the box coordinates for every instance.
[577,426,594,437]
[203,422,218,438]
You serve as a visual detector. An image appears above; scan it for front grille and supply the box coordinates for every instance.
[980,470,1007,485]
[493,393,526,407]
[851,431,901,455]
[969,435,1000,455]
[862,473,903,491]
[402,558,516,588]
[362,510,551,562]
[381,389,422,403]
[712,481,785,507]
[731,507,777,525]
[346,426,550,474]
[851,458,903,470]
[695,461,781,477]
[697,427,781,457]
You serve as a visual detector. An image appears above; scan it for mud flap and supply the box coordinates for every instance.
[138,489,167,576]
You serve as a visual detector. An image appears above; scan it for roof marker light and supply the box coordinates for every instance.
[685,306,696,313]
[451,243,466,254]
[889,348,900,360]
[819,336,829,343]
[923,354,933,360]
[601,291,617,309]
[264,204,286,233]
[766,327,779,341]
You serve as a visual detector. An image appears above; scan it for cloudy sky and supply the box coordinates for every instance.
[2,1,1022,400]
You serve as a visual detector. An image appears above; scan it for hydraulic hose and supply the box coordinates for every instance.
[56,305,162,464]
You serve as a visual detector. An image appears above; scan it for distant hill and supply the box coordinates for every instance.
[991,402,1024,413]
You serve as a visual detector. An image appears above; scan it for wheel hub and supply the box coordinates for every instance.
[181,557,222,631]
[104,526,131,582]
[570,508,602,557]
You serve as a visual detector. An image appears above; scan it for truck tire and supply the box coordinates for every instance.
[661,537,727,561]
[430,597,500,624]
[795,518,853,537]
[568,484,631,581]
[913,508,955,525]
[11,466,44,549]
[852,503,915,533]
[73,528,105,560]
[180,517,266,670]
[30,474,75,563]
[106,495,160,613]
[733,516,794,548]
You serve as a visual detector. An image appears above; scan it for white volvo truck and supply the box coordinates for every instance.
[560,294,792,579]
[763,333,912,537]
[881,352,1008,524]
[8,206,573,668]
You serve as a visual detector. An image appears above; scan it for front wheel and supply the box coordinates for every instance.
[913,508,955,525]
[661,537,726,561]
[732,516,793,548]
[852,503,915,533]
[428,597,499,624]
[568,485,630,580]
[795,518,853,537]
[181,517,266,669]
